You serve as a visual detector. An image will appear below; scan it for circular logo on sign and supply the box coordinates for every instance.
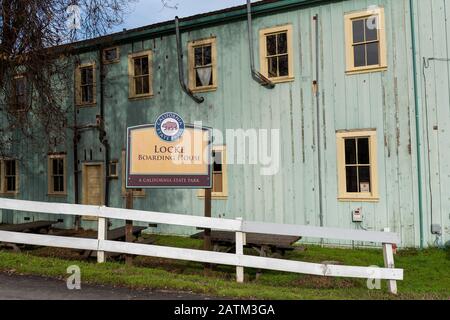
[155,112,185,142]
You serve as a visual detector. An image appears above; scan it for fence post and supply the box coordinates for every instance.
[382,228,397,294]
[97,214,107,263]
[235,217,245,283]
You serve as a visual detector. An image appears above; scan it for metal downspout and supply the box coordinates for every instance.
[246,0,274,88]
[409,0,425,249]
[313,14,324,229]
[174,17,204,104]
[73,60,81,230]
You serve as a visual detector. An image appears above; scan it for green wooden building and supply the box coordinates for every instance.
[1,0,449,248]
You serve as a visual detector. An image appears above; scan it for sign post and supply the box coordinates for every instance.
[125,191,133,266]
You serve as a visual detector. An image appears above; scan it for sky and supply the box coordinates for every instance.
[116,0,260,31]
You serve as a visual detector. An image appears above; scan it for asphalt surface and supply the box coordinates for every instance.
[0,273,215,300]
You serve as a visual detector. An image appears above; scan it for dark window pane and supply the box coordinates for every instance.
[53,176,59,192]
[278,55,289,77]
[358,166,371,192]
[195,71,202,87]
[141,57,149,75]
[134,58,142,76]
[267,57,278,78]
[353,44,366,67]
[213,151,222,172]
[6,161,15,175]
[194,47,203,66]
[266,34,277,56]
[366,42,379,66]
[135,77,143,95]
[59,176,64,192]
[142,76,150,94]
[352,19,365,43]
[104,48,118,61]
[203,45,212,65]
[86,68,93,84]
[365,16,379,41]
[357,138,370,164]
[277,32,288,54]
[81,69,87,85]
[7,177,15,192]
[346,166,358,192]
[52,159,58,175]
[345,139,357,164]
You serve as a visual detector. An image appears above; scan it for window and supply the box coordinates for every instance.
[108,160,118,178]
[188,37,217,92]
[121,150,145,197]
[259,25,294,83]
[48,154,66,195]
[12,75,28,111]
[103,47,120,64]
[0,159,19,194]
[128,50,153,99]
[75,63,96,106]
[336,130,379,201]
[198,146,228,199]
[345,8,387,74]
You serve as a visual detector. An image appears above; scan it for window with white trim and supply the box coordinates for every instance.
[336,130,379,201]
[128,50,153,99]
[345,8,387,74]
[0,159,19,194]
[48,154,67,195]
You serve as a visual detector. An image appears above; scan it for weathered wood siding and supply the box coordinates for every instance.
[2,0,449,248]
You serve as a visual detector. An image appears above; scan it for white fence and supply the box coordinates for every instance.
[0,198,403,294]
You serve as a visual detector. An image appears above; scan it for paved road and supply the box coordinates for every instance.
[0,273,214,300]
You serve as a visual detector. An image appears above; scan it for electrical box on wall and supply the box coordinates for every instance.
[352,208,362,222]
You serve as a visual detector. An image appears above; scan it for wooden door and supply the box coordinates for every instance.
[82,163,104,220]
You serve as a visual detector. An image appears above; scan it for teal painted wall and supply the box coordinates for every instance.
[1,0,449,248]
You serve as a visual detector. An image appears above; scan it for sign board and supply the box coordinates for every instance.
[126,112,212,189]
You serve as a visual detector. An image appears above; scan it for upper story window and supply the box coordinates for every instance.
[336,130,379,202]
[345,8,387,74]
[128,50,153,99]
[103,47,120,64]
[75,63,96,106]
[188,37,217,92]
[0,159,19,194]
[12,75,28,111]
[48,154,66,195]
[259,24,294,83]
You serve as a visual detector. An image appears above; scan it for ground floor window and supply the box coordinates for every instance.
[0,159,19,194]
[48,154,67,195]
[336,130,379,201]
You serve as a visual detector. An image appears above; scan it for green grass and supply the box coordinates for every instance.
[0,235,448,300]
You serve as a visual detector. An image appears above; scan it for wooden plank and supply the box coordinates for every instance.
[0,221,57,232]
[0,198,400,244]
[0,198,101,218]
[97,217,107,263]
[383,242,398,294]
[235,218,245,283]
[98,239,403,280]
[192,231,300,248]
[0,231,97,251]
[243,221,400,244]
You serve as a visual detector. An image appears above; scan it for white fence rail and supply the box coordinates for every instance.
[0,198,403,294]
